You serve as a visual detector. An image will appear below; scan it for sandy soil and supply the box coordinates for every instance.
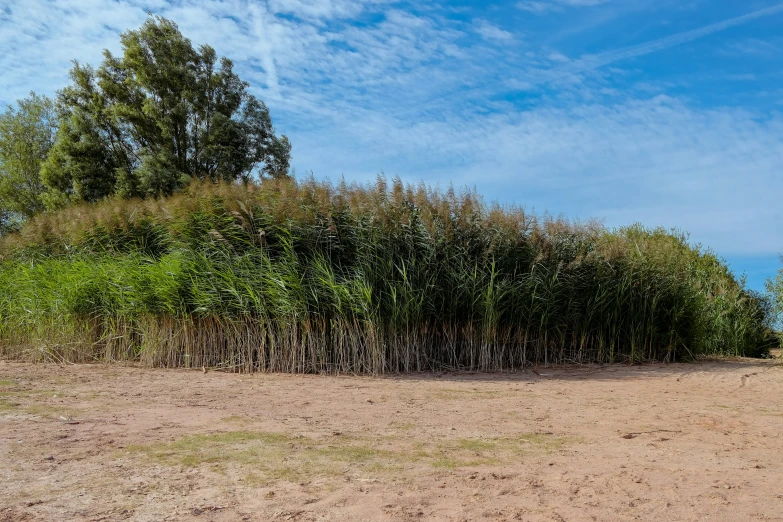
[1,357,782,522]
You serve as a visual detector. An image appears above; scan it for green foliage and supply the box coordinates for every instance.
[765,267,783,346]
[39,16,290,209]
[0,178,772,371]
[0,92,57,224]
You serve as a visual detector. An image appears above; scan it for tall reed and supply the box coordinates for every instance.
[0,177,773,371]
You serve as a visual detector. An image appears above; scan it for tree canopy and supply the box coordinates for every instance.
[37,16,291,209]
[0,92,57,227]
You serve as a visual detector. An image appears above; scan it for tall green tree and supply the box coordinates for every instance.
[41,16,291,207]
[0,92,57,226]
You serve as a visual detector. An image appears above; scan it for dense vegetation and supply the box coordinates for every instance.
[0,178,774,372]
[0,93,57,231]
[766,270,783,340]
[0,16,290,234]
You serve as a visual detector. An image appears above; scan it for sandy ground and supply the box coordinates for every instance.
[1,357,783,522]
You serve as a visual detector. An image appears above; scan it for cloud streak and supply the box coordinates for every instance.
[517,0,612,13]
[573,2,783,70]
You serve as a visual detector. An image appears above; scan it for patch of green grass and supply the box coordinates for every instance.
[126,431,396,484]
[431,457,470,469]
[220,415,256,426]
[22,403,82,420]
[455,433,567,455]
[129,431,292,471]
[0,388,58,397]
[125,429,573,484]
[417,432,570,470]
[312,444,382,462]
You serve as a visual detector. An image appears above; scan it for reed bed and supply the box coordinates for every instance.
[0,177,772,372]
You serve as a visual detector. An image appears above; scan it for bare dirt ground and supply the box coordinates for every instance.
[1,356,783,522]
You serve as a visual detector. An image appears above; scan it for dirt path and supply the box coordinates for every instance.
[1,358,782,521]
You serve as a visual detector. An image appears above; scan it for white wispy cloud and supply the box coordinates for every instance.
[517,0,612,14]
[721,37,782,58]
[501,3,783,94]
[571,2,783,70]
[474,20,514,42]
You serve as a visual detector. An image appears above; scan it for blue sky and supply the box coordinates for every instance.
[1,0,781,290]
